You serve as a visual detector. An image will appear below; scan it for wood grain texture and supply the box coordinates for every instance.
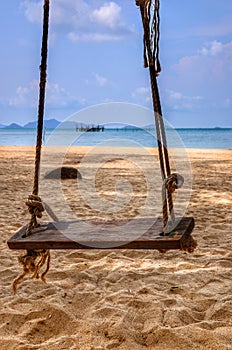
[7,217,195,251]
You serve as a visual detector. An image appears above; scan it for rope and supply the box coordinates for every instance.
[24,197,58,237]
[162,173,184,233]
[12,249,50,293]
[13,0,51,292]
[136,0,183,232]
[27,0,49,236]
[164,173,184,194]
[24,194,44,237]
[136,0,161,74]
[180,236,197,253]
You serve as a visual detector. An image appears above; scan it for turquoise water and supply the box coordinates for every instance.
[0,128,231,149]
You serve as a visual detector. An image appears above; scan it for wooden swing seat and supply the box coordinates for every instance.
[7,216,195,251]
[7,2,197,257]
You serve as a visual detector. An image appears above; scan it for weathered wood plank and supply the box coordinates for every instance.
[7,217,195,251]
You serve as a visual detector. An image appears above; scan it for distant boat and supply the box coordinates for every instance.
[76,124,104,132]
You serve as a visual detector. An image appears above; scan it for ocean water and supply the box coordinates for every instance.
[0,128,231,149]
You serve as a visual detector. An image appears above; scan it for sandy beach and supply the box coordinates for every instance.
[0,145,232,350]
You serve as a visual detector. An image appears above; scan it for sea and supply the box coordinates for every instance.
[0,128,231,149]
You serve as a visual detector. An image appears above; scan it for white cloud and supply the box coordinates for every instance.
[173,40,232,83]
[21,0,42,23]
[164,89,203,111]
[94,73,109,87]
[200,40,224,56]
[9,81,37,107]
[9,80,84,108]
[91,2,121,29]
[175,40,228,72]
[85,73,110,87]
[168,90,182,100]
[21,0,132,43]
[67,32,123,43]
[132,86,151,103]
[167,90,202,101]
[132,87,149,96]
[171,45,232,113]
[168,51,232,110]
[21,0,90,26]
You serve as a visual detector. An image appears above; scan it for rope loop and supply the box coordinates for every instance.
[24,195,45,237]
[26,194,44,219]
[164,173,184,194]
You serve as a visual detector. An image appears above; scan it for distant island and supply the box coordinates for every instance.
[4,123,24,129]
[0,119,61,129]
[0,119,230,130]
[0,119,147,130]
[24,118,60,129]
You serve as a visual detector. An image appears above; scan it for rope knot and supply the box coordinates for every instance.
[164,173,184,193]
[26,194,44,218]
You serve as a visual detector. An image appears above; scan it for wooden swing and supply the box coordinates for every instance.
[7,0,196,291]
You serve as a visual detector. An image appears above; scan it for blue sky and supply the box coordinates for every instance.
[0,0,232,127]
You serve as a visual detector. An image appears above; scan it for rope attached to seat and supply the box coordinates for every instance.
[13,249,50,294]
[162,173,184,232]
[164,173,184,194]
[136,0,183,233]
[24,195,44,237]
[13,0,50,292]
[26,0,49,235]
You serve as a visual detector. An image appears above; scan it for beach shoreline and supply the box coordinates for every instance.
[0,146,231,350]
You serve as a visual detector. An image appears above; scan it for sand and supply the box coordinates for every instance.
[0,146,232,350]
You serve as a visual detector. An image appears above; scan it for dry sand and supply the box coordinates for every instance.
[0,146,232,350]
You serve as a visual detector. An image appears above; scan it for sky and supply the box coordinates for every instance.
[0,0,232,128]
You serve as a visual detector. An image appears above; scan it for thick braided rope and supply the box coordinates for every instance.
[136,0,181,232]
[33,0,49,197]
[137,1,167,182]
[162,173,184,232]
[13,1,51,293]
[26,0,49,236]
[25,194,45,237]
[149,66,169,228]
